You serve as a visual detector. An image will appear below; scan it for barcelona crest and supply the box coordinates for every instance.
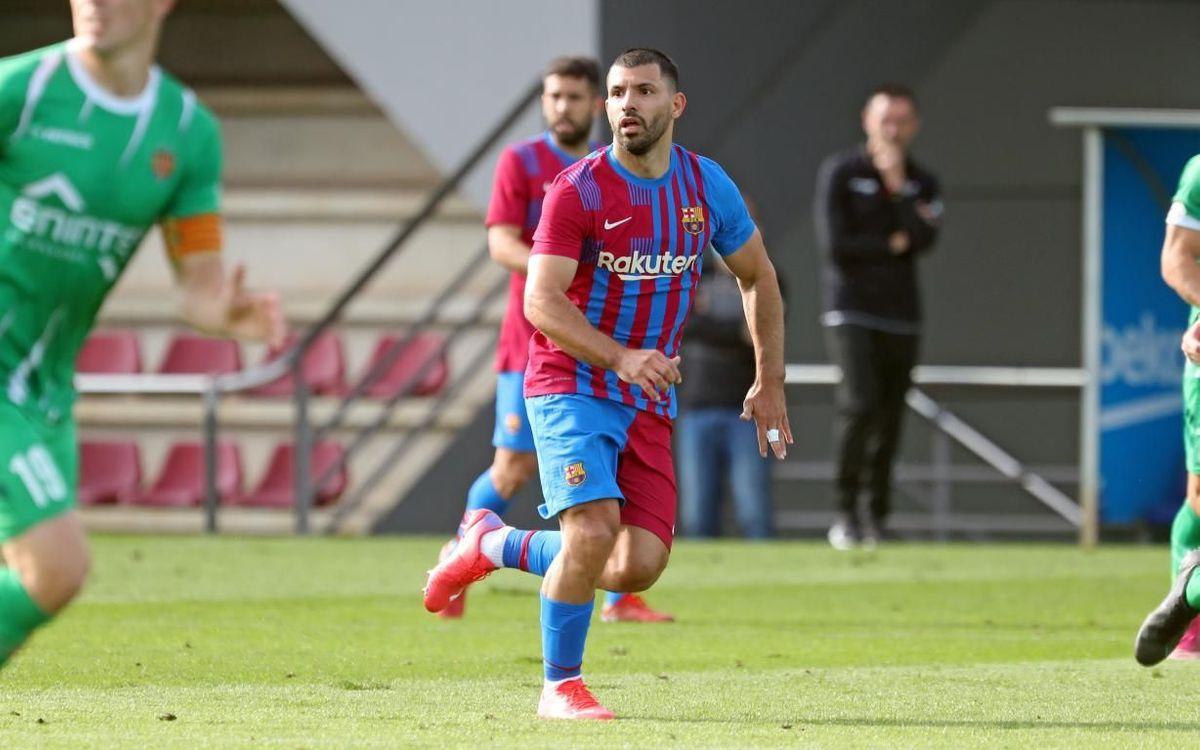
[563,461,587,487]
[681,205,705,235]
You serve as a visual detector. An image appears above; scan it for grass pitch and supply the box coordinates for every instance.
[0,534,1196,748]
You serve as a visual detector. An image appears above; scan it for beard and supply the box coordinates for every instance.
[613,112,669,156]
[551,117,592,148]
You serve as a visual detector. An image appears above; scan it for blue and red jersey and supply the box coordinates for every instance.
[485,132,595,372]
[526,144,756,419]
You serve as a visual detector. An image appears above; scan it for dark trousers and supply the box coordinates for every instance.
[825,324,919,523]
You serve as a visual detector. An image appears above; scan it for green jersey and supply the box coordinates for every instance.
[1170,155,1200,327]
[0,40,221,422]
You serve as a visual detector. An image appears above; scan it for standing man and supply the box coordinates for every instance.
[1135,155,1200,665]
[814,84,941,549]
[0,0,284,666]
[424,48,790,720]
[437,56,672,624]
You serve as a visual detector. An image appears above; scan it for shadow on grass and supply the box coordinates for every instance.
[625,715,1200,733]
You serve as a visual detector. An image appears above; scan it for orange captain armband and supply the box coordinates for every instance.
[161,213,223,260]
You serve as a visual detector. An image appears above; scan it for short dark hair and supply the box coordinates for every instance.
[611,47,679,90]
[543,56,602,94]
[867,83,918,110]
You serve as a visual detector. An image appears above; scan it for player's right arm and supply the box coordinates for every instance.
[486,148,533,274]
[524,177,680,399]
[1163,156,1200,362]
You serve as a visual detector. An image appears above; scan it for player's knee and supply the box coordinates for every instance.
[22,547,89,614]
[491,452,537,497]
[561,509,619,570]
[610,554,667,592]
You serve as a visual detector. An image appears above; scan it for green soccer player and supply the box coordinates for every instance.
[1136,155,1200,665]
[0,0,284,667]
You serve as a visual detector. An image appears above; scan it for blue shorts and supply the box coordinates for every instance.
[526,393,676,548]
[492,370,535,452]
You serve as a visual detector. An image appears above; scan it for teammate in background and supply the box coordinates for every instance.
[438,56,672,624]
[424,48,790,719]
[1136,155,1200,664]
[0,0,284,666]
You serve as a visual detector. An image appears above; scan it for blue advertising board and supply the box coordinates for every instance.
[1100,128,1200,523]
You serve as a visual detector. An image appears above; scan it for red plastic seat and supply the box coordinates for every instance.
[158,332,242,375]
[76,330,142,374]
[249,330,347,397]
[241,441,348,508]
[140,441,243,507]
[78,440,142,505]
[360,333,449,398]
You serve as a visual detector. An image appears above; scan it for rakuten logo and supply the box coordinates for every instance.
[597,250,697,281]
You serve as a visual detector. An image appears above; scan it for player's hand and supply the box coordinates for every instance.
[613,348,682,401]
[1182,320,1200,364]
[741,377,792,460]
[222,263,286,348]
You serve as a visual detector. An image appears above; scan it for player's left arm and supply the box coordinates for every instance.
[722,231,791,459]
[161,107,285,347]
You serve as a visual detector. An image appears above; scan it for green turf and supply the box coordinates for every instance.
[0,535,1196,748]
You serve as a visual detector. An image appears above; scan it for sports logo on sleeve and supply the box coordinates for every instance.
[680,205,705,235]
[563,461,587,487]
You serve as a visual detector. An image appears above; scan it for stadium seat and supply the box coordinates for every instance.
[76,329,143,374]
[359,332,449,398]
[140,441,243,507]
[242,441,348,508]
[249,330,348,397]
[78,440,142,505]
[158,332,243,375]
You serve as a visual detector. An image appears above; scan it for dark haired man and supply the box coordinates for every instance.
[815,84,942,550]
[434,56,672,625]
[424,47,790,720]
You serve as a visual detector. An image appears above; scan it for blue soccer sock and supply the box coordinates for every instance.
[541,594,593,682]
[497,529,562,577]
[603,590,623,607]
[460,470,511,536]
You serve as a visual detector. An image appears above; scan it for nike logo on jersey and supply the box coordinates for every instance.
[604,217,633,230]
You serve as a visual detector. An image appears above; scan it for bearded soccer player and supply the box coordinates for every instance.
[1136,155,1200,665]
[424,48,790,719]
[438,56,672,624]
[0,0,284,667]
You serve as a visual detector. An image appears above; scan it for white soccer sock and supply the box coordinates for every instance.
[479,526,513,567]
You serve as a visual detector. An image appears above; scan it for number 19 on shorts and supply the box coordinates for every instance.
[9,445,67,507]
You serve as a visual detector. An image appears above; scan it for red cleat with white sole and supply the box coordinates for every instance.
[537,678,615,720]
[423,509,503,613]
[1169,617,1200,660]
[601,593,674,623]
[435,538,468,619]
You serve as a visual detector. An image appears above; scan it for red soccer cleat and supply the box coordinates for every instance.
[435,538,467,619]
[423,509,503,613]
[537,678,615,720]
[600,593,674,623]
[1169,617,1200,660]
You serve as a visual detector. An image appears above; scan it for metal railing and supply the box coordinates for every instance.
[76,79,542,533]
[783,364,1087,541]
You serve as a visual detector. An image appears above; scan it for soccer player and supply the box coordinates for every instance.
[1135,155,1200,665]
[424,48,790,719]
[0,0,284,667]
[439,56,673,624]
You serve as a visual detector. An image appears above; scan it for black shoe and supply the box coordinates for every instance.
[1135,549,1200,666]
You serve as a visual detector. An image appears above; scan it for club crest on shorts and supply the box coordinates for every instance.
[563,461,587,487]
[504,412,522,435]
[681,205,705,235]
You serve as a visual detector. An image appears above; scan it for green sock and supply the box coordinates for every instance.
[1171,502,1200,581]
[0,567,49,666]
